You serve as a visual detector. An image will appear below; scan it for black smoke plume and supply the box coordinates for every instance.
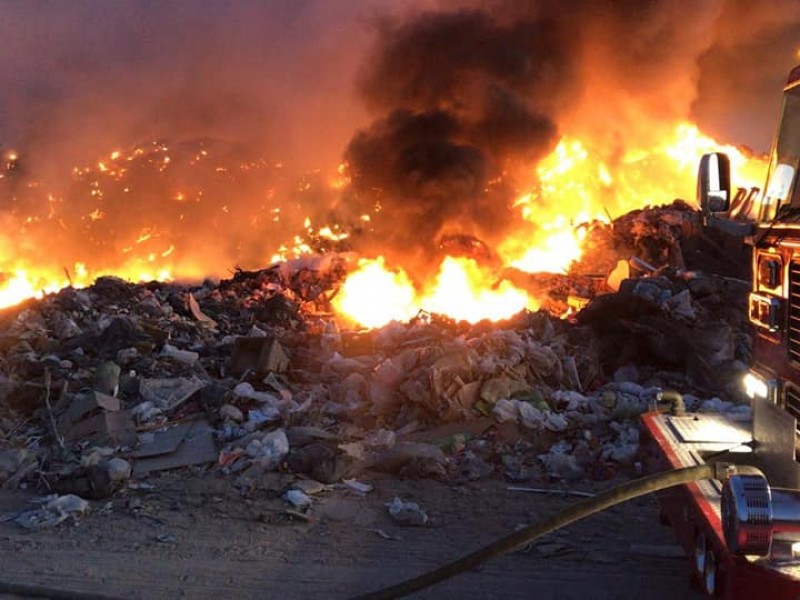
[340,8,578,273]
[340,0,800,277]
[0,0,798,286]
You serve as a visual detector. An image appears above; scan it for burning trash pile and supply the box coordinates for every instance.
[0,200,753,528]
[0,1,780,533]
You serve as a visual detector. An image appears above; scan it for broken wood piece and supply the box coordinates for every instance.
[65,409,138,447]
[63,391,121,427]
[130,421,194,459]
[258,338,290,376]
[231,336,290,377]
[188,292,218,328]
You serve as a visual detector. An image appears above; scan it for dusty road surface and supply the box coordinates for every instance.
[0,473,703,599]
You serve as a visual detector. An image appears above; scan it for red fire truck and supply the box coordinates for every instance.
[642,64,800,598]
[356,64,800,600]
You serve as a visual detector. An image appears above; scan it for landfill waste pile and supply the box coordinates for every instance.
[0,200,752,529]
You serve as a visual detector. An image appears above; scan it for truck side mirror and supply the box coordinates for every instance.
[697,152,731,214]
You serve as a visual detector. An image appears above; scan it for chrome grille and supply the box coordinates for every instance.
[789,260,800,363]
[784,384,800,433]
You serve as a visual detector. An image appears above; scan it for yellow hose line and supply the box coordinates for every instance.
[352,464,715,600]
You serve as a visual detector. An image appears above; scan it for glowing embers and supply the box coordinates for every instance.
[3,149,19,174]
[0,122,770,320]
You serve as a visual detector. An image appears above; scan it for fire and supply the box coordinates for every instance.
[421,257,534,322]
[331,162,351,190]
[496,122,764,278]
[0,122,769,324]
[0,270,62,310]
[334,122,767,328]
[506,223,588,275]
[332,256,537,328]
[0,260,179,311]
[332,257,418,328]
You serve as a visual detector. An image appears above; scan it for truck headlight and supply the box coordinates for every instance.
[743,372,778,402]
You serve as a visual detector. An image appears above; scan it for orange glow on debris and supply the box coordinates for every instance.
[333,122,767,327]
[0,123,768,323]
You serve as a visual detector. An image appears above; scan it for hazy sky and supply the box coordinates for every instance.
[0,0,797,174]
[0,0,798,281]
[0,0,428,171]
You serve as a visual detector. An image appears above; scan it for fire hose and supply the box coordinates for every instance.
[0,581,122,600]
[351,463,728,600]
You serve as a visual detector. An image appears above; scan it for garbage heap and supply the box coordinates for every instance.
[0,200,753,522]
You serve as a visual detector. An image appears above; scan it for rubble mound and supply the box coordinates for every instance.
[0,203,753,526]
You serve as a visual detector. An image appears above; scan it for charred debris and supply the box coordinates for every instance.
[0,201,752,528]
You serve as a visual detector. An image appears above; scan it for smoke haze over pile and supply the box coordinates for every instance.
[0,0,418,280]
[0,1,413,174]
[341,7,575,269]
[338,0,799,270]
[0,0,798,283]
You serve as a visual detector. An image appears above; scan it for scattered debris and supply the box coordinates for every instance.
[387,497,429,527]
[342,479,373,495]
[291,479,329,495]
[155,532,178,544]
[0,202,754,537]
[15,494,90,530]
[139,377,205,412]
[132,419,217,476]
[284,489,313,509]
[369,528,403,541]
[506,486,596,498]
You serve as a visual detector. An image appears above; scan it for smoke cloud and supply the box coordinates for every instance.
[339,0,800,272]
[693,0,800,150]
[341,8,575,271]
[0,1,414,174]
[0,0,797,285]
[0,1,424,280]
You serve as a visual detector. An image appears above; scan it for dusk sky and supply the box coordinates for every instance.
[0,0,798,177]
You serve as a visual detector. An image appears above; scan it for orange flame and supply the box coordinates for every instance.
[332,256,537,328]
[334,122,767,327]
[0,123,768,322]
[332,257,418,328]
[420,256,535,322]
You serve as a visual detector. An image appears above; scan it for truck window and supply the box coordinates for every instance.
[761,87,800,221]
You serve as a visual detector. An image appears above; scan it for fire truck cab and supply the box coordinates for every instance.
[700,65,800,414]
[641,64,800,598]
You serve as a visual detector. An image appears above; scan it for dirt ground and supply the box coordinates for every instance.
[0,470,704,600]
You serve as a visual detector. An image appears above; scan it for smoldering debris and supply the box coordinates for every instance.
[0,202,753,530]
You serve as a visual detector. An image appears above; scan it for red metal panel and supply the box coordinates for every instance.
[641,413,800,599]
